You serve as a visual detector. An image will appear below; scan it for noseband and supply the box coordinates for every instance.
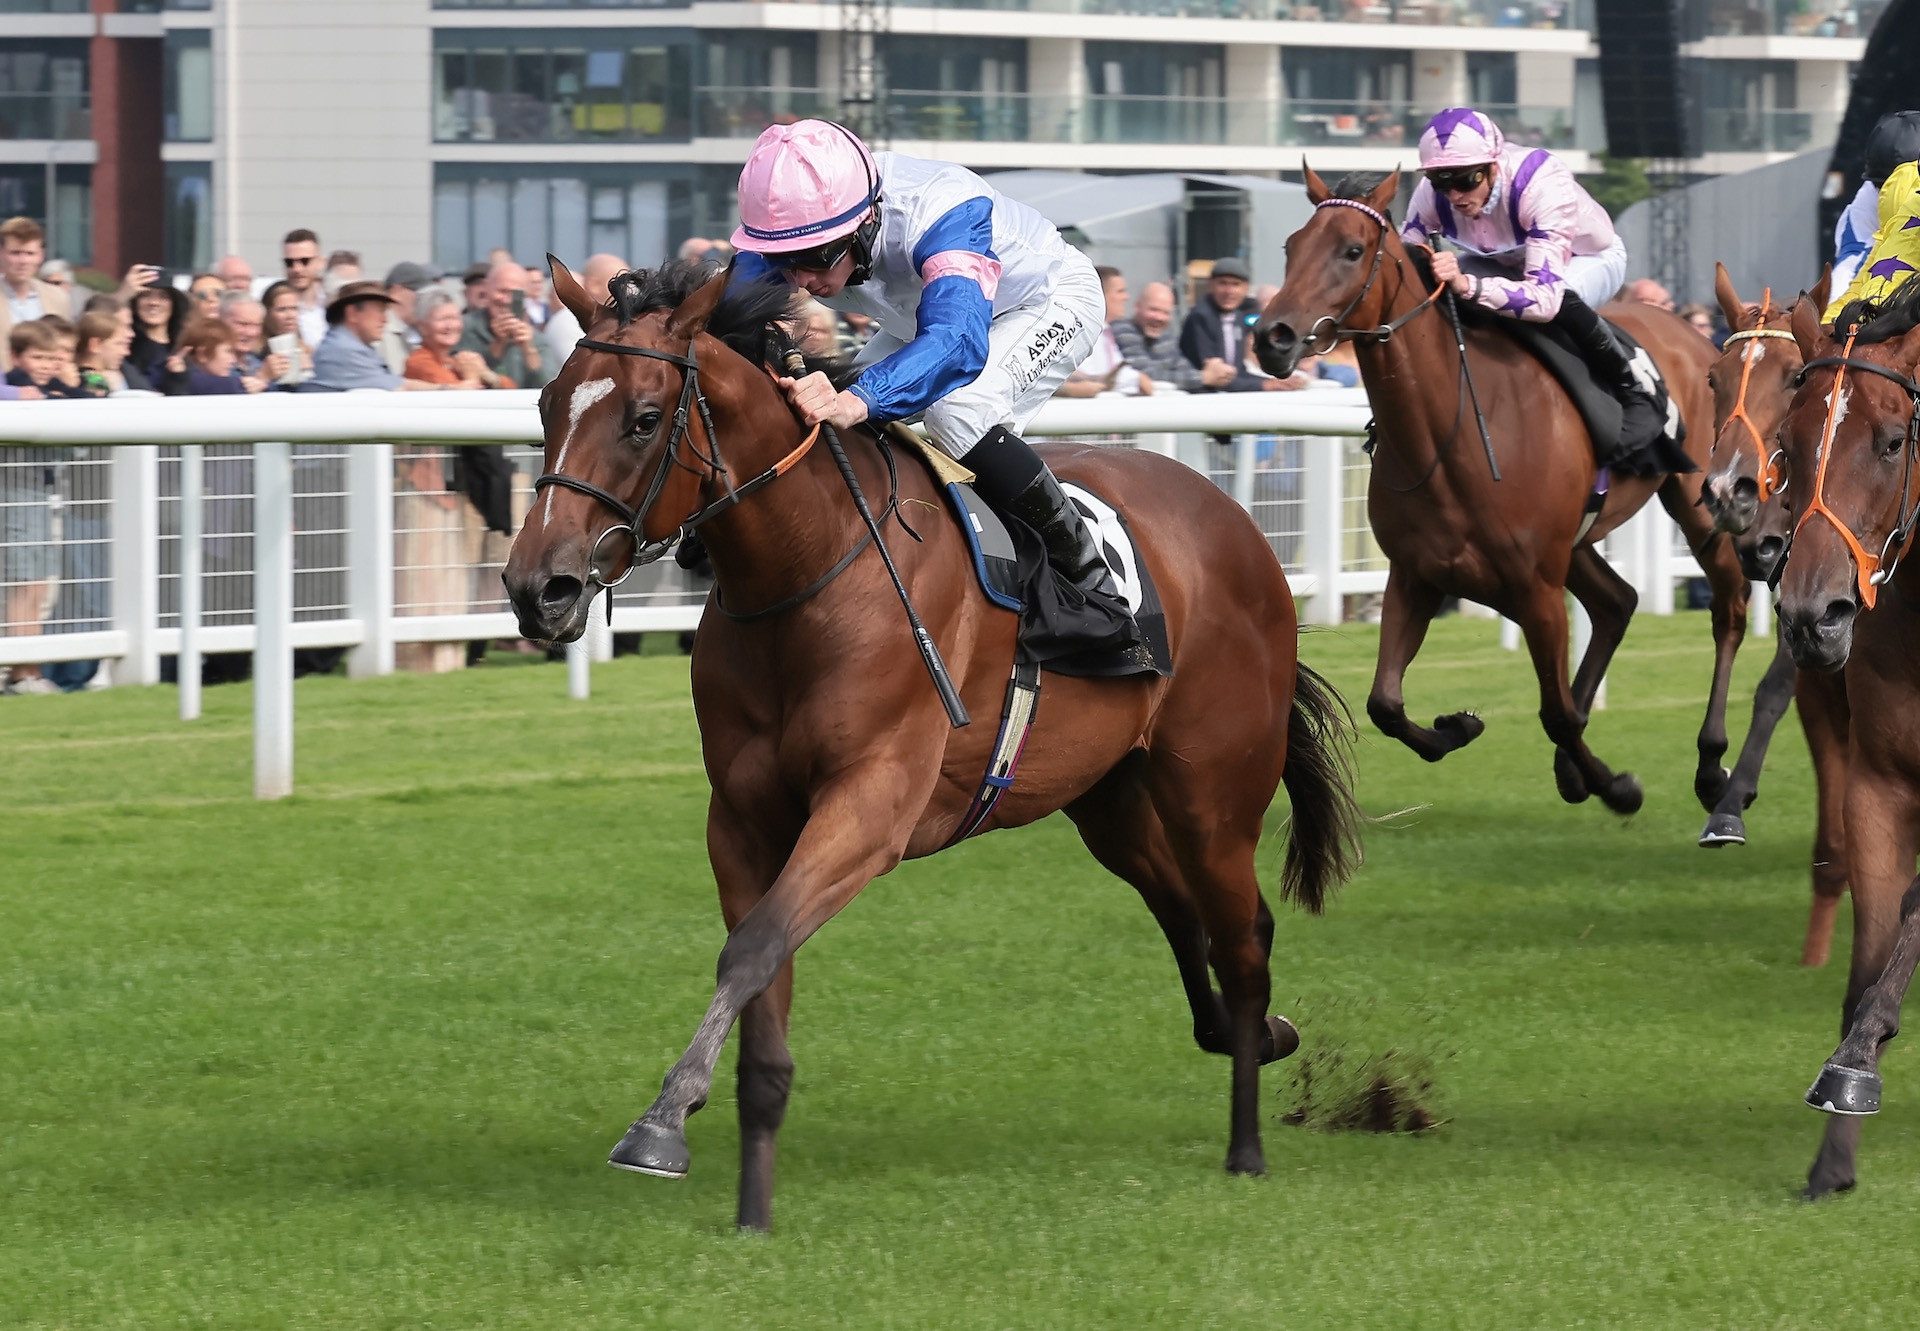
[1299,197,1447,354]
[1717,290,1798,502]
[1792,332,1920,609]
[533,335,819,589]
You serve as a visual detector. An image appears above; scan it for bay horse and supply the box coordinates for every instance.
[1696,264,1850,968]
[1773,287,1920,1198]
[1254,169,1749,817]
[502,259,1364,1232]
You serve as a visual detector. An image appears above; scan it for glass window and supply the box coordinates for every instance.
[165,30,212,142]
[0,164,92,264]
[1467,52,1516,108]
[433,164,698,272]
[433,29,692,142]
[0,39,89,140]
[164,161,209,272]
[1282,48,1411,103]
[701,33,817,92]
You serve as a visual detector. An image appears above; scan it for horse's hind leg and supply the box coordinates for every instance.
[1798,668,1851,968]
[1661,481,1751,811]
[1515,582,1642,815]
[1368,564,1485,761]
[1810,875,1920,1121]
[1699,634,1798,847]
[1067,767,1297,1064]
[1558,545,1638,803]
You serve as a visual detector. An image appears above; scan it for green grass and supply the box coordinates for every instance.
[3,614,1914,1329]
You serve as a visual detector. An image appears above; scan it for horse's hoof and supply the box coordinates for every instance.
[1698,811,1747,848]
[1261,1014,1301,1065]
[1600,773,1643,816]
[1553,748,1590,804]
[1694,763,1731,812]
[609,1120,691,1179]
[1806,1064,1882,1117]
[1432,711,1485,752]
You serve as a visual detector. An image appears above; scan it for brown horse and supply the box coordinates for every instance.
[502,259,1365,1231]
[1254,168,1748,816]
[1696,264,1850,968]
[1774,289,1920,1198]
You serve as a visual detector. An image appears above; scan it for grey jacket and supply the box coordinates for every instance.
[1109,317,1206,392]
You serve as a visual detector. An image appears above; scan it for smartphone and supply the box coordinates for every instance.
[509,290,527,320]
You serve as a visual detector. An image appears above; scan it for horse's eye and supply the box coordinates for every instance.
[1344,245,1364,262]
[1877,426,1907,458]
[631,410,663,438]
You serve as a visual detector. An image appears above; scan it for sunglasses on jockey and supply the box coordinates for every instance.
[1424,165,1491,195]
[765,228,867,274]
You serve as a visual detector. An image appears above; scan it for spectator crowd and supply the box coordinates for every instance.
[0,208,1717,695]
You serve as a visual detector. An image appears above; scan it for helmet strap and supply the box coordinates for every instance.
[847,204,882,286]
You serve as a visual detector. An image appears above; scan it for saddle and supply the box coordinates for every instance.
[881,423,1172,679]
[1466,309,1692,478]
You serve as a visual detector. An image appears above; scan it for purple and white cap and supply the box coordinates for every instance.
[1417,107,1505,171]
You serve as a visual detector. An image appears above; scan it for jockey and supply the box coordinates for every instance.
[1831,109,1920,297]
[1401,107,1651,414]
[1825,110,1920,323]
[727,119,1144,657]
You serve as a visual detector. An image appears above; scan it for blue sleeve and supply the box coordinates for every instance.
[728,250,783,292]
[847,197,995,422]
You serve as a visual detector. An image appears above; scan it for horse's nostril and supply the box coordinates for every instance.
[1754,536,1785,571]
[1731,476,1758,508]
[540,575,584,613]
[1819,598,1857,631]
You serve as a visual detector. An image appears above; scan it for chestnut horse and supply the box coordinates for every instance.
[1255,169,1748,817]
[502,259,1364,1231]
[1774,288,1920,1198]
[1695,264,1850,968]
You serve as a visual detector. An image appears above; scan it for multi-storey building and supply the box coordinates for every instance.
[0,0,1877,275]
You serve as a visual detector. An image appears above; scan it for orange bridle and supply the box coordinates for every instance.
[1793,331,1920,609]
[1716,289,1797,502]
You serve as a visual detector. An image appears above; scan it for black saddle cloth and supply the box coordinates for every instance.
[1455,302,1695,478]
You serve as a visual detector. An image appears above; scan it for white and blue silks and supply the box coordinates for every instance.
[1832,179,1881,296]
[734,153,1104,458]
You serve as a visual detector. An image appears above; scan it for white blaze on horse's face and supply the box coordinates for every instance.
[546,377,616,528]
[1829,384,1851,435]
[1741,340,1765,366]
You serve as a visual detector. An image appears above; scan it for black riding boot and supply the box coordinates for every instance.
[965,425,1148,652]
[1555,293,1650,404]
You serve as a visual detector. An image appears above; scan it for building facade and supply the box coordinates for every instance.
[0,0,1875,276]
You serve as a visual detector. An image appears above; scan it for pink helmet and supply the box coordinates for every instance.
[730,120,880,255]
[1418,107,1505,170]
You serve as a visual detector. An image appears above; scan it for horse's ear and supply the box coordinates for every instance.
[1366,168,1400,217]
[1807,264,1833,318]
[1789,293,1826,361]
[1303,160,1331,205]
[666,265,730,342]
[548,254,594,330]
[1713,262,1747,332]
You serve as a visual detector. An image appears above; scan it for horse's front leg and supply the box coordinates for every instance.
[1662,486,1751,811]
[1366,564,1483,760]
[1699,633,1798,847]
[609,762,935,1199]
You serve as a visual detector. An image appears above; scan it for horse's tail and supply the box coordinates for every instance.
[1279,662,1364,915]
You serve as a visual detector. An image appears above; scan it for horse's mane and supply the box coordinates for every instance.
[1330,172,1398,221]
[1833,275,1920,346]
[602,259,849,381]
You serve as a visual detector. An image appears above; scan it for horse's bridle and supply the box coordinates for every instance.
[1717,290,1798,503]
[1792,331,1920,609]
[1298,198,1448,353]
[533,334,819,589]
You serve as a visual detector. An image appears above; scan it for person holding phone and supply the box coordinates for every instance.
[454,259,548,389]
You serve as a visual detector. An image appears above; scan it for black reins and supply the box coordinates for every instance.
[1792,350,1920,597]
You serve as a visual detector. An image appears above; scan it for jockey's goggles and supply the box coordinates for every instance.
[1425,166,1491,195]
[766,232,863,274]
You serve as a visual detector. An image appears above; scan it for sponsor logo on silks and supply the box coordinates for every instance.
[1061,483,1145,615]
[1008,319,1076,395]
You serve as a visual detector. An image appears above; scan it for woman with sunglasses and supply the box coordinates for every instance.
[1402,107,1648,416]
[727,118,1146,662]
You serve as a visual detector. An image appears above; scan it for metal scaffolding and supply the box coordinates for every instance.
[1647,160,1692,301]
[839,0,891,146]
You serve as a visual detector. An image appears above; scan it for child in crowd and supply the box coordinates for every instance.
[6,319,88,399]
[177,318,263,396]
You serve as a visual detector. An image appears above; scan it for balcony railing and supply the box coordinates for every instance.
[428,0,1582,24]
[1697,107,1839,154]
[694,90,1590,152]
[0,93,90,141]
[1684,0,1886,39]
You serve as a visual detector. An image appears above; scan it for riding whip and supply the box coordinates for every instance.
[783,350,971,729]
[1435,241,1500,482]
